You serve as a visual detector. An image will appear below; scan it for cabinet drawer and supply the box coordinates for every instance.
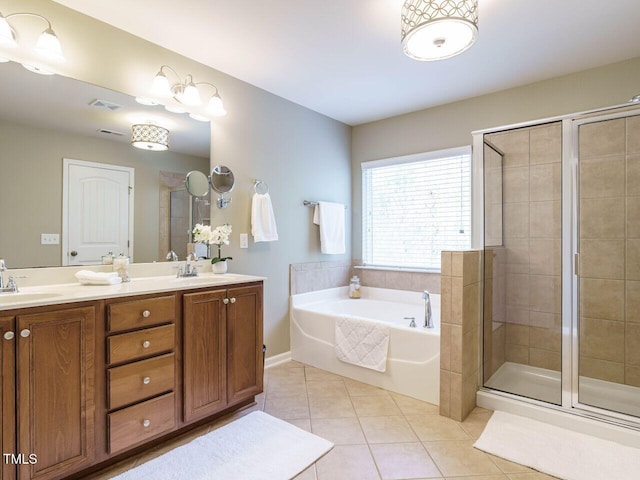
[108,353,175,409]
[108,295,175,332]
[108,323,175,365]
[109,392,175,454]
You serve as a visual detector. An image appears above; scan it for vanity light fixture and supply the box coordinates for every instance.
[149,65,227,118]
[131,124,170,152]
[0,10,65,71]
[401,0,478,61]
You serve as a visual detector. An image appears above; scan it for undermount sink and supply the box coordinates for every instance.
[0,292,64,305]
[170,273,246,284]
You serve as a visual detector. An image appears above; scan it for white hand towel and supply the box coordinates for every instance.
[251,192,279,242]
[313,201,345,254]
[335,315,390,372]
[75,270,122,285]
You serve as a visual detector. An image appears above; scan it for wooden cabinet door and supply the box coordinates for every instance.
[227,285,263,405]
[16,306,96,480]
[183,289,227,422]
[1,316,16,480]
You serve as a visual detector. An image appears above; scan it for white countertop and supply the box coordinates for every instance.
[0,272,265,311]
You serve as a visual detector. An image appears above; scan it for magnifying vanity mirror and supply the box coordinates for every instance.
[184,164,235,209]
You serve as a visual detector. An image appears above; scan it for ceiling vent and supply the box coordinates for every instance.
[89,99,122,111]
[97,128,124,137]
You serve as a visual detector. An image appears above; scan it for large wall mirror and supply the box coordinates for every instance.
[0,60,211,268]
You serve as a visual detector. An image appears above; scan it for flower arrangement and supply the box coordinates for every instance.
[192,223,233,264]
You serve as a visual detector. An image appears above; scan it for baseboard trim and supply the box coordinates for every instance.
[265,351,292,369]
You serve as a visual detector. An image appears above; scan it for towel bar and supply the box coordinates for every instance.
[303,200,347,209]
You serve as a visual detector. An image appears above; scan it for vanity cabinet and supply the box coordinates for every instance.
[1,305,97,480]
[105,295,178,454]
[183,283,263,422]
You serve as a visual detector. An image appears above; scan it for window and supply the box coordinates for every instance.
[362,146,472,270]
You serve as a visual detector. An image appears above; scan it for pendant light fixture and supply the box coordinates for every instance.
[131,124,170,152]
[0,10,65,73]
[401,0,478,61]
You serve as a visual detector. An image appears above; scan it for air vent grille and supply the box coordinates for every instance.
[89,99,122,111]
[97,129,124,137]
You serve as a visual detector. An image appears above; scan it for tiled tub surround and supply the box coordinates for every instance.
[483,247,507,380]
[290,287,441,404]
[440,250,482,422]
[290,261,441,296]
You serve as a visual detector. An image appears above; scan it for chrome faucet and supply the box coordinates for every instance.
[422,290,434,328]
[0,259,5,290]
[177,253,199,278]
[166,250,178,261]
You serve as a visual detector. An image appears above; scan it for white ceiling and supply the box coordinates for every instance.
[52,0,640,126]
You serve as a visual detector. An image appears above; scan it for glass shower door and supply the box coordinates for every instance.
[576,111,640,418]
[482,123,563,405]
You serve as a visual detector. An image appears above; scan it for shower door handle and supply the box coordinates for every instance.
[574,253,579,276]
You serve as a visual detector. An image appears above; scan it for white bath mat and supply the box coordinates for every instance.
[111,411,333,480]
[474,410,640,480]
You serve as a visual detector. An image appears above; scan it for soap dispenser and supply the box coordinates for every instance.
[349,275,361,299]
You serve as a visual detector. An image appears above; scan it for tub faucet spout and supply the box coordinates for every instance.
[422,290,433,328]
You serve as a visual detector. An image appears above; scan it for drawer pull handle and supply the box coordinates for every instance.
[230,297,236,303]
[142,340,151,349]
[142,310,151,318]
[20,329,30,338]
[3,331,14,340]
[142,419,151,428]
[143,376,151,385]
[223,298,229,304]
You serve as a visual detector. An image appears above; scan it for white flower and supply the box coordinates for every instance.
[210,224,232,246]
[192,224,213,244]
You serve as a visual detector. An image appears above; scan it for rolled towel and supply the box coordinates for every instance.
[75,270,122,285]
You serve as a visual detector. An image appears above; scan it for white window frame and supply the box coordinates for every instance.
[361,145,472,272]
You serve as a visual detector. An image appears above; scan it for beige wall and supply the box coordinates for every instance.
[0,118,208,267]
[351,57,640,259]
[2,0,351,356]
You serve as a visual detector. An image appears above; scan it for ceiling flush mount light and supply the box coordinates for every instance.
[149,65,227,119]
[401,0,478,61]
[0,9,65,72]
[131,124,170,152]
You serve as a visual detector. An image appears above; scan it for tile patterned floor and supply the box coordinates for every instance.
[89,361,559,480]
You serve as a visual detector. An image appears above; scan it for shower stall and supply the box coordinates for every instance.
[476,104,640,426]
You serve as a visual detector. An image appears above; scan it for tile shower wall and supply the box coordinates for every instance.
[354,266,441,294]
[290,261,352,295]
[483,247,507,380]
[440,250,482,422]
[578,115,640,386]
[485,123,563,372]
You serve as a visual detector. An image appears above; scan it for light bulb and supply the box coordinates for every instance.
[0,14,16,47]
[34,28,64,61]
[207,93,227,116]
[150,70,172,98]
[181,81,201,106]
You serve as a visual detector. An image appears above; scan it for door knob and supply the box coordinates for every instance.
[3,331,14,340]
[20,329,30,338]
[142,340,151,348]
[223,298,229,304]
[230,297,236,303]
[70,251,78,257]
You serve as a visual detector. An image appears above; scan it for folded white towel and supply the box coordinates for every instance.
[75,270,122,285]
[251,193,279,242]
[334,315,390,372]
[313,201,345,254]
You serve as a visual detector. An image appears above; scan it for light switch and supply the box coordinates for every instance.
[41,233,60,245]
[240,233,249,249]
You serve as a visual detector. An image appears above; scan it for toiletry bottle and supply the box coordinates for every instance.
[349,275,361,299]
[113,253,130,282]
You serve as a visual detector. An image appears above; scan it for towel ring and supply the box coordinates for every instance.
[254,180,269,195]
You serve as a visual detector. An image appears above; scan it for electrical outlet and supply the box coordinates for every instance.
[41,233,60,245]
[240,233,249,249]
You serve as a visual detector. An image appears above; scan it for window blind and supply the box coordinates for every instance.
[362,148,472,270]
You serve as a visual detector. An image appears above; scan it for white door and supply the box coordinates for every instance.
[63,159,134,266]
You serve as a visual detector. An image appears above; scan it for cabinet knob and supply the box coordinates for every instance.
[143,376,151,385]
[20,329,30,338]
[3,331,14,340]
[142,340,151,349]
[142,419,151,428]
[230,297,236,303]
[142,310,151,318]
[223,298,229,304]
